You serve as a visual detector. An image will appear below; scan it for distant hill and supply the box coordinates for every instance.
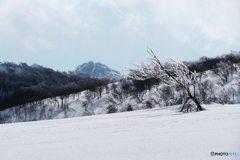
[71,61,122,79]
[0,61,113,112]
[30,63,42,68]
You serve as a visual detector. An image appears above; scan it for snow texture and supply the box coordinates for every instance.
[0,104,239,160]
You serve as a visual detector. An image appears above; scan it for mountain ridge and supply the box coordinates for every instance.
[71,61,122,79]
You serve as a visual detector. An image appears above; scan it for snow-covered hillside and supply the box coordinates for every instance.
[0,104,239,160]
[1,66,240,124]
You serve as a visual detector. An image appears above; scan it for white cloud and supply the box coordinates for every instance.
[97,0,240,49]
[0,0,99,49]
[0,0,239,54]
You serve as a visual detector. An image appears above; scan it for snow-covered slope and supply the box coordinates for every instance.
[0,104,239,160]
[71,61,122,79]
[1,68,240,124]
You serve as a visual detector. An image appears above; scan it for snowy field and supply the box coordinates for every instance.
[0,104,239,160]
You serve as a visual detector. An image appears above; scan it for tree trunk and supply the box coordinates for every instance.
[192,96,202,111]
[186,104,191,112]
[180,92,202,112]
[180,97,191,112]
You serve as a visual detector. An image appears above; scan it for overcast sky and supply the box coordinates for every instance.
[0,0,239,73]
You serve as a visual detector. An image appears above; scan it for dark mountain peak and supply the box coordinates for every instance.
[88,61,94,65]
[72,61,121,79]
[30,63,41,68]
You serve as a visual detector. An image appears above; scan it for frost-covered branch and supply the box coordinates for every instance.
[125,47,197,92]
[125,47,203,111]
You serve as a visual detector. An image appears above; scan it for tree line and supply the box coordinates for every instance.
[186,51,240,73]
[0,62,114,111]
[1,50,240,122]
[126,49,240,112]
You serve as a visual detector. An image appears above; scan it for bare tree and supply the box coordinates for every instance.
[160,85,173,106]
[111,84,118,93]
[0,112,10,124]
[106,105,117,113]
[208,81,216,102]
[212,61,230,83]
[103,85,129,111]
[96,86,104,99]
[228,87,236,104]
[198,80,211,103]
[149,86,162,107]
[104,85,110,94]
[215,84,229,105]
[125,47,203,111]
[82,90,94,115]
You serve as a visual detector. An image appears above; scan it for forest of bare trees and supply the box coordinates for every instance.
[0,62,114,112]
[1,50,240,123]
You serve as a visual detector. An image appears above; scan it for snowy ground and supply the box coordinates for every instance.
[0,104,239,160]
